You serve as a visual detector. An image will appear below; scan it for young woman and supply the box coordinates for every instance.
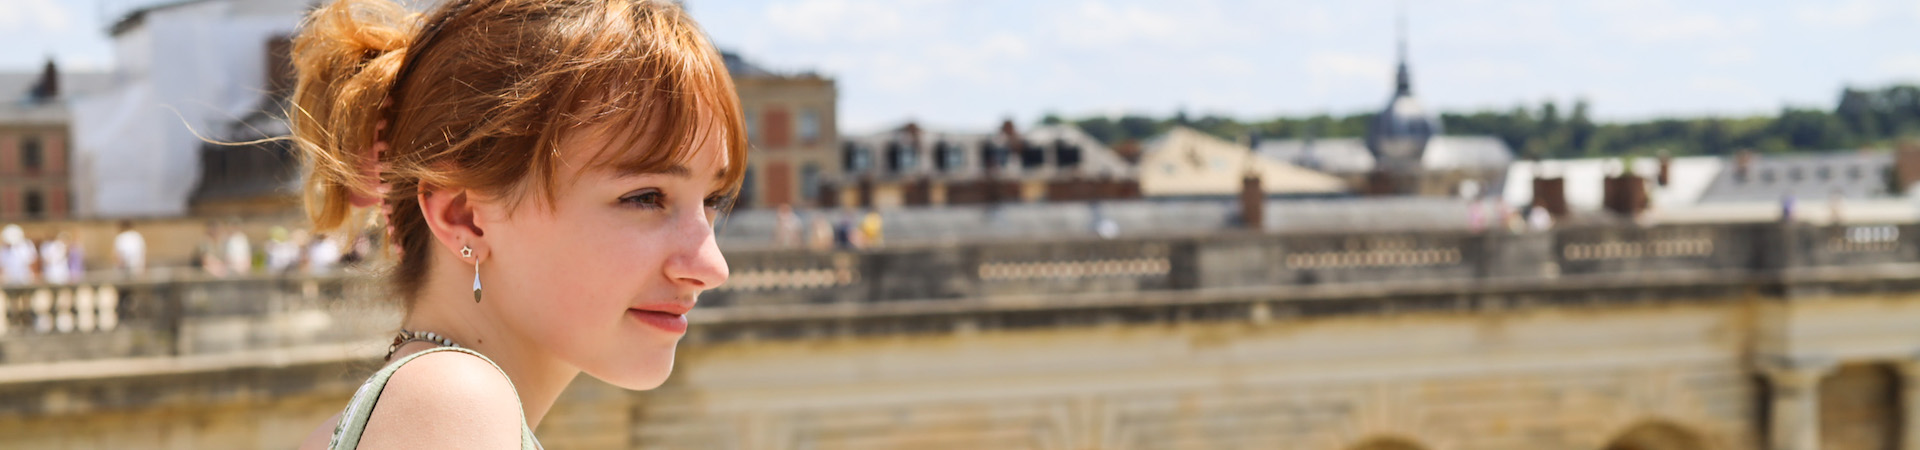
[287,0,743,448]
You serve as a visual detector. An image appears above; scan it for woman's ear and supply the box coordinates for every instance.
[418,186,487,261]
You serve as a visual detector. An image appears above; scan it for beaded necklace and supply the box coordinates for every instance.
[386,329,461,360]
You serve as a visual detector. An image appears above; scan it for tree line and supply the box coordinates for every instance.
[1044,84,1920,159]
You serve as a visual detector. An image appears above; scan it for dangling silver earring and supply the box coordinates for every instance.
[463,245,481,303]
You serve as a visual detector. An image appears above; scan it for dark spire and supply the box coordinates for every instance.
[1394,0,1412,96]
[28,58,58,104]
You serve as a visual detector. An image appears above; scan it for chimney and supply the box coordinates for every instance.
[27,59,58,103]
[1734,149,1756,183]
[1896,140,1920,194]
[902,122,922,148]
[1656,150,1672,187]
[1531,176,1568,218]
[1114,139,1143,164]
[999,119,1024,156]
[1239,174,1264,230]
[1603,171,1649,217]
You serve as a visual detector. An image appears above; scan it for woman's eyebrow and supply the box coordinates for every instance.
[611,164,729,180]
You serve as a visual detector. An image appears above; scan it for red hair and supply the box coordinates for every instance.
[290,0,747,307]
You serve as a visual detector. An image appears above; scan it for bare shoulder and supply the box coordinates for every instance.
[297,413,341,450]
[355,351,524,449]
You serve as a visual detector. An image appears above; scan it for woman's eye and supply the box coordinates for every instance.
[704,195,734,211]
[619,190,665,209]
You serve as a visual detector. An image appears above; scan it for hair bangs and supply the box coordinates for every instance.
[532,0,748,206]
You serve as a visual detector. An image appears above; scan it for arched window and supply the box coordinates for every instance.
[1602,421,1707,450]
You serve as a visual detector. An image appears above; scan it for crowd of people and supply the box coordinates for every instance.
[193,221,376,278]
[0,220,380,287]
[1,223,99,286]
[772,205,886,250]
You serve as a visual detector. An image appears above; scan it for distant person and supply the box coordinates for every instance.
[266,226,299,274]
[1,224,36,285]
[113,221,146,278]
[1779,194,1797,223]
[63,231,83,281]
[1467,198,1488,233]
[859,211,885,248]
[226,224,253,275]
[1526,205,1554,232]
[1828,190,1845,226]
[833,211,854,249]
[306,233,342,275]
[1091,203,1119,239]
[774,204,801,248]
[39,232,71,285]
[197,221,230,277]
[807,214,835,250]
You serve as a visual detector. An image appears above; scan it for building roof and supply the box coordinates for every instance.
[1256,135,1513,174]
[722,51,777,77]
[107,0,308,36]
[1424,136,1514,170]
[1503,156,1724,211]
[0,70,115,126]
[1696,151,1896,203]
[1139,127,1346,197]
[838,123,1132,181]
[1256,137,1374,174]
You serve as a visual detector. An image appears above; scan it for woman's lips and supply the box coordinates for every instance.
[628,308,688,334]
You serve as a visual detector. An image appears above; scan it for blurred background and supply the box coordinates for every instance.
[2,0,1920,449]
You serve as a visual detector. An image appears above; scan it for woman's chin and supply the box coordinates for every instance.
[590,355,678,390]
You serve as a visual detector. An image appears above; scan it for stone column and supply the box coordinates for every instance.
[1764,357,1835,450]
[1897,359,1920,450]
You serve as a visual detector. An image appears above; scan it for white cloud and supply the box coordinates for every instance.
[1794,0,1898,28]
[1617,14,1749,43]
[1305,51,1390,94]
[1706,46,1756,66]
[762,0,939,42]
[1875,53,1920,78]
[0,0,72,31]
[1051,0,1251,48]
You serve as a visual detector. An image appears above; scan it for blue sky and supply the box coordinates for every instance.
[5,0,1919,133]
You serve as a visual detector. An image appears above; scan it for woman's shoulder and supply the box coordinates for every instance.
[352,350,526,449]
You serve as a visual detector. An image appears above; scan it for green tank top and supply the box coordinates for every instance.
[327,346,542,449]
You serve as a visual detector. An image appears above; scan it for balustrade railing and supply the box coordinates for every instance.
[5,222,1916,366]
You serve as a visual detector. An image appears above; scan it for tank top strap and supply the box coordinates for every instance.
[328,346,542,449]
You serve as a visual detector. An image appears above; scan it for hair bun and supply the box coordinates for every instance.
[289,0,418,232]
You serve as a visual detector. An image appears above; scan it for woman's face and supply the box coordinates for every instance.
[475,121,732,390]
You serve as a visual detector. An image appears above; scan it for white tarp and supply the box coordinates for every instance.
[70,0,303,217]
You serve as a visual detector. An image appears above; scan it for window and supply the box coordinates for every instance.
[798,109,821,144]
[978,141,1006,170]
[744,108,760,146]
[1848,165,1863,180]
[1760,169,1775,184]
[800,163,822,205]
[762,106,792,148]
[21,136,42,172]
[885,141,916,172]
[1020,141,1045,168]
[934,142,963,172]
[843,143,871,171]
[23,190,43,217]
[1056,142,1082,168]
[1817,165,1831,181]
[1787,167,1803,182]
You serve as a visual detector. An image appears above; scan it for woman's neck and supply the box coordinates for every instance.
[398,273,580,430]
